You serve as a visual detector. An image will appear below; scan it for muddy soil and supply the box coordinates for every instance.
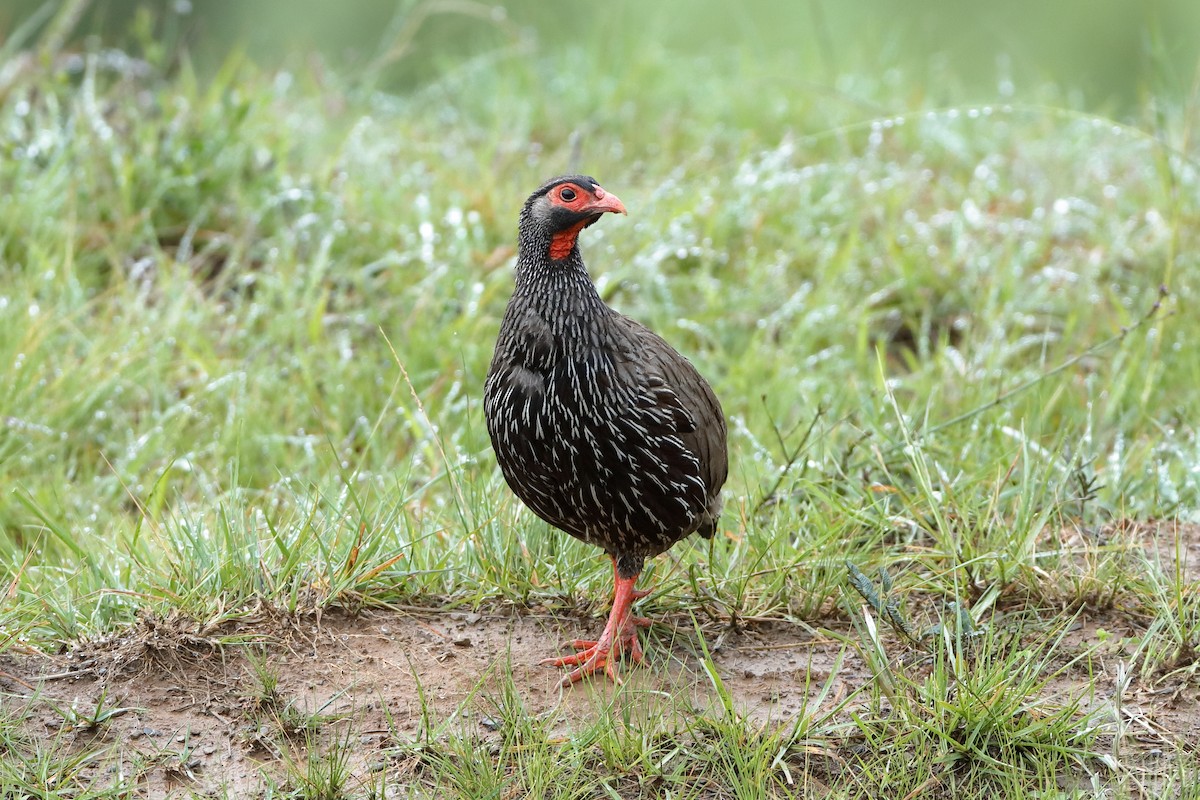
[4,521,1200,797]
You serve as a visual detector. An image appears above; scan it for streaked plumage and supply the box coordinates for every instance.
[484,175,728,685]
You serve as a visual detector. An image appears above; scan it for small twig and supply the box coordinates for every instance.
[380,329,469,519]
[26,669,93,682]
[753,402,826,513]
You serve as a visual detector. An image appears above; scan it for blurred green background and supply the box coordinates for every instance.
[3,0,1198,112]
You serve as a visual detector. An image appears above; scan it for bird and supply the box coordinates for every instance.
[484,175,728,686]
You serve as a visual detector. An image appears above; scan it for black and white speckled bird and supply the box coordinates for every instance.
[484,175,728,686]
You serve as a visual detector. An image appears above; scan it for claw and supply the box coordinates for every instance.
[542,559,655,686]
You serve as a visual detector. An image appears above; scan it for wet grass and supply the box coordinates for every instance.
[2,2,1200,797]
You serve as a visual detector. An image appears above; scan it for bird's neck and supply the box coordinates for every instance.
[505,247,611,350]
[514,247,603,309]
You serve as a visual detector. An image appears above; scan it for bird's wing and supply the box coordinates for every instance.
[610,314,729,499]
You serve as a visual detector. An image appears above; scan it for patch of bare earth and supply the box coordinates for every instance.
[2,521,1199,797]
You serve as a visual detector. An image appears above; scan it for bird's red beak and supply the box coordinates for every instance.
[586,185,627,215]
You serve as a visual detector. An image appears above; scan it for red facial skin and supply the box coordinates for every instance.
[546,182,626,260]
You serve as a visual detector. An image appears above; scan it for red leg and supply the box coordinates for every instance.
[542,559,651,686]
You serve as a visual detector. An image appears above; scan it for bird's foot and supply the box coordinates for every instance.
[541,615,652,686]
[543,568,654,687]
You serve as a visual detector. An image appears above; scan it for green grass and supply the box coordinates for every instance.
[2,1,1200,797]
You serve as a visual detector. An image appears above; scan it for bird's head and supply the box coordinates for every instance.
[519,175,627,262]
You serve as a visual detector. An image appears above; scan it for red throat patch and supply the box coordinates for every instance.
[548,220,588,260]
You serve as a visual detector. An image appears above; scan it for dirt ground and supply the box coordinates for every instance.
[4,522,1200,797]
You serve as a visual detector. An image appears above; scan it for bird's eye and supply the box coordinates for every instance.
[560,187,577,202]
